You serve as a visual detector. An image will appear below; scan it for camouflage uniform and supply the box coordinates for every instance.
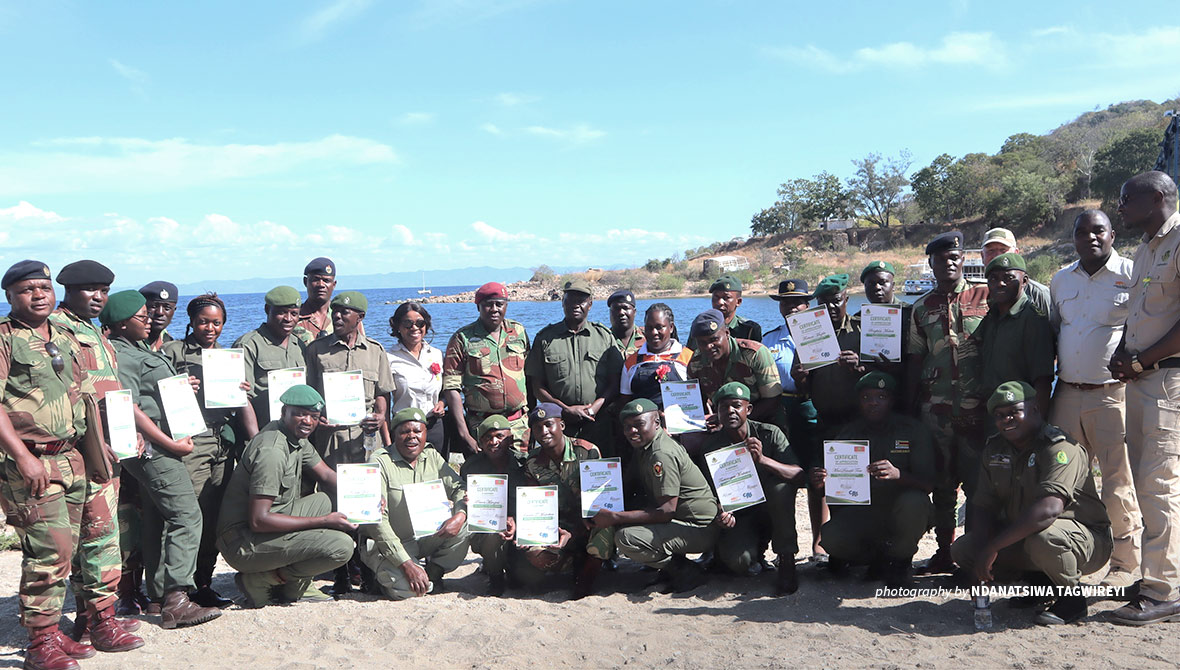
[292,312,332,345]
[233,322,308,427]
[908,279,988,531]
[686,337,782,414]
[442,319,531,451]
[687,315,762,352]
[0,316,90,628]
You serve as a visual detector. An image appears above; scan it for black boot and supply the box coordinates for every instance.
[884,559,912,588]
[1036,594,1087,625]
[775,559,799,596]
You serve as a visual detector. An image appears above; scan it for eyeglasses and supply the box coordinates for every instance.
[43,341,65,374]
[403,319,427,330]
[131,313,151,324]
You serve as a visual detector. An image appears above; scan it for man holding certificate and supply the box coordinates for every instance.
[701,383,804,595]
[360,408,469,600]
[521,403,615,599]
[460,415,527,596]
[233,286,308,431]
[810,372,934,588]
[685,310,782,426]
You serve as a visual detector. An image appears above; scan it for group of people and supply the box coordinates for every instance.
[2,169,1179,669]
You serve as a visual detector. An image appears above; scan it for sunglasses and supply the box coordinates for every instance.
[402,319,427,330]
[43,341,65,374]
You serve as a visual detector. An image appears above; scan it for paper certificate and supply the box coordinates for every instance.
[786,307,841,371]
[157,374,208,440]
[336,463,382,524]
[860,305,902,362]
[516,485,560,547]
[705,444,766,512]
[824,440,871,505]
[467,474,508,533]
[661,381,708,434]
[402,479,454,538]
[323,370,366,426]
[267,367,307,421]
[104,390,138,460]
[579,458,624,518]
[201,348,247,408]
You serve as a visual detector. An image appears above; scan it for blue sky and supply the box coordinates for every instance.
[0,0,1177,286]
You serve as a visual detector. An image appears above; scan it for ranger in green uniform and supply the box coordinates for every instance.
[858,260,911,401]
[526,279,618,450]
[233,286,308,430]
[685,310,782,425]
[217,385,356,608]
[138,281,177,353]
[952,382,1112,625]
[701,383,803,595]
[460,415,527,596]
[687,274,762,349]
[520,403,615,598]
[360,408,469,600]
[812,372,934,587]
[442,282,531,454]
[591,399,719,592]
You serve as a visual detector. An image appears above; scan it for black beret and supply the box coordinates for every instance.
[57,260,114,286]
[139,281,178,304]
[924,231,964,255]
[2,260,52,290]
[607,289,635,306]
[304,257,336,277]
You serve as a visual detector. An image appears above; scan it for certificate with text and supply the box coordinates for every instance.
[516,485,560,547]
[402,479,454,538]
[860,305,902,362]
[705,444,766,512]
[104,390,139,460]
[336,463,382,524]
[201,348,248,408]
[786,307,841,371]
[661,381,708,434]
[579,458,624,518]
[157,374,208,440]
[267,367,307,421]
[467,474,508,533]
[323,370,366,426]
[824,440,871,505]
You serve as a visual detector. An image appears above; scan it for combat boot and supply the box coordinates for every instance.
[114,569,141,616]
[571,557,603,600]
[49,628,94,661]
[88,607,144,652]
[24,626,81,670]
[160,589,221,629]
[775,559,799,596]
[67,596,89,643]
[425,563,447,594]
[667,555,707,593]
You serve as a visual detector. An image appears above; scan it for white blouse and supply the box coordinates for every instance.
[387,340,444,413]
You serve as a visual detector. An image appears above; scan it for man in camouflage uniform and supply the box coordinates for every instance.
[293,257,337,344]
[905,231,989,573]
[685,310,782,425]
[442,282,531,455]
[0,261,141,670]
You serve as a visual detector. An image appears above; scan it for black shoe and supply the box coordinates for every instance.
[330,567,353,596]
[864,558,886,582]
[669,556,708,593]
[1036,595,1087,625]
[915,548,955,575]
[189,586,233,609]
[488,571,506,597]
[775,560,799,596]
[824,557,849,578]
[883,559,912,588]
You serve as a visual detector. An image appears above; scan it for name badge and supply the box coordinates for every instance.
[891,440,910,453]
[988,453,1012,469]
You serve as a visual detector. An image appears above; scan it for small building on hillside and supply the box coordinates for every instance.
[703,255,750,276]
[819,219,857,231]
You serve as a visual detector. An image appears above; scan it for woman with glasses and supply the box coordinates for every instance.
[103,290,222,629]
[386,302,448,456]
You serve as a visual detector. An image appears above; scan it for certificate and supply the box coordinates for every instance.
[402,479,454,538]
[704,444,766,512]
[860,305,902,362]
[336,463,382,524]
[323,370,366,426]
[466,474,508,533]
[104,390,138,460]
[267,367,307,421]
[661,381,707,434]
[201,348,247,408]
[824,440,871,505]
[157,374,208,440]
[579,458,624,518]
[786,307,841,371]
[515,485,560,547]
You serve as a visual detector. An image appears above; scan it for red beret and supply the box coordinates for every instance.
[474,282,507,303]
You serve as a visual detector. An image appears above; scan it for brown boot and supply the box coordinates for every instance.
[89,607,145,652]
[50,628,95,661]
[25,626,82,670]
[160,589,221,630]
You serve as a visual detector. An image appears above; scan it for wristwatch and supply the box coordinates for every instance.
[1131,356,1144,374]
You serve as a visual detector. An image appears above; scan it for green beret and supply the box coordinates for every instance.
[331,291,368,313]
[476,415,511,440]
[98,290,147,326]
[265,286,302,308]
[855,371,897,393]
[712,382,751,406]
[278,384,325,412]
[985,252,1027,276]
[709,274,743,293]
[619,398,658,419]
[814,273,850,298]
[859,260,896,283]
[562,278,593,296]
[391,407,427,430]
[987,381,1036,414]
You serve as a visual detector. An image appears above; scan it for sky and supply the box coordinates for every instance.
[0,0,1177,286]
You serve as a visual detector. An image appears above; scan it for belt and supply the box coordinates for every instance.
[1061,380,1124,391]
[471,407,525,422]
[24,439,77,456]
[1150,358,1180,370]
[781,391,807,399]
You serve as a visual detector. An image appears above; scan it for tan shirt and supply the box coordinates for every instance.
[1127,211,1180,359]
[1051,250,1134,384]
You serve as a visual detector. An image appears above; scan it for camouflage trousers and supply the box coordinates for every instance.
[68,476,121,614]
[920,403,983,532]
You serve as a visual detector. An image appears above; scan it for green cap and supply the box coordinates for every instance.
[712,381,751,406]
[855,371,897,393]
[709,274,743,293]
[98,290,147,326]
[619,398,658,419]
[562,278,593,295]
[859,260,896,282]
[331,291,368,313]
[265,286,302,308]
[391,407,428,430]
[278,384,325,412]
[475,414,511,440]
[987,381,1036,414]
[814,273,850,298]
[985,252,1026,276]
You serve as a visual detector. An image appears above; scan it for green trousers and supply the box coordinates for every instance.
[469,532,512,574]
[122,449,201,599]
[217,492,354,579]
[359,526,471,600]
[184,432,232,588]
[951,518,1113,587]
[820,488,932,562]
[718,480,798,574]
[616,520,719,570]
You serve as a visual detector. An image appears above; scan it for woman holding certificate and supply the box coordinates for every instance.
[386,302,448,456]
[619,303,692,409]
[102,290,223,629]
[162,293,256,609]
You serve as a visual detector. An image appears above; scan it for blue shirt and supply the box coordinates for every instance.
[761,323,798,393]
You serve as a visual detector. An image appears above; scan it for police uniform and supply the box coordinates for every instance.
[233,286,308,426]
[764,279,819,470]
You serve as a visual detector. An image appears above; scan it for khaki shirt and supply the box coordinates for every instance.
[1050,251,1134,384]
[111,337,178,428]
[526,320,616,407]
[305,332,395,416]
[217,420,323,534]
[50,307,122,399]
[361,447,466,567]
[634,430,718,526]
[1126,211,1180,359]
[234,323,308,425]
[0,316,87,444]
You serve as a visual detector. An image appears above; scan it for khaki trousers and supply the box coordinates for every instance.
[1125,369,1180,601]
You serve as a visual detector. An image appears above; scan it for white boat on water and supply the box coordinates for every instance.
[417,273,431,295]
[904,248,984,294]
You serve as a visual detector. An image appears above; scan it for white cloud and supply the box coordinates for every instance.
[398,112,435,125]
[769,31,1006,73]
[480,123,503,135]
[390,224,416,245]
[296,0,373,44]
[109,59,148,85]
[471,220,516,242]
[1031,26,1072,38]
[0,201,64,223]
[493,92,537,107]
[525,124,606,144]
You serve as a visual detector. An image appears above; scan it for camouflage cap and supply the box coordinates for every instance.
[99,290,147,326]
[279,384,325,412]
[475,414,512,440]
[712,381,751,405]
[265,286,302,308]
[855,371,897,393]
[331,291,368,313]
[859,260,896,282]
[563,278,593,296]
[619,398,658,419]
[814,273,850,298]
[528,402,563,425]
[709,274,743,293]
[2,260,52,290]
[982,227,1017,249]
[391,407,428,429]
[985,252,1027,276]
[925,231,963,255]
[987,380,1037,414]
[57,260,114,286]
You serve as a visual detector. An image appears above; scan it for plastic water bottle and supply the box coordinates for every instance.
[363,430,379,461]
[973,593,993,631]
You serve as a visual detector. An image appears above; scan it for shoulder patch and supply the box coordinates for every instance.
[1055,450,1069,465]
[652,461,663,478]
[1027,453,1036,467]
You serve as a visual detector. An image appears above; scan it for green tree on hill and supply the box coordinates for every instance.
[1092,127,1165,204]
[847,150,912,227]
